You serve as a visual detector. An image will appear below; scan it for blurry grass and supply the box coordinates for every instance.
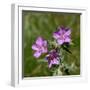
[22,10,80,77]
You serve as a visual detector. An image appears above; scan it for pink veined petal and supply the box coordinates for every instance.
[53,32,60,39]
[48,61,53,68]
[32,44,39,51]
[43,40,47,46]
[34,51,41,58]
[64,30,71,36]
[44,48,48,53]
[59,29,65,35]
[57,39,64,45]
[52,58,59,65]
[64,37,71,43]
[36,37,43,46]
[42,41,48,53]
[42,47,47,53]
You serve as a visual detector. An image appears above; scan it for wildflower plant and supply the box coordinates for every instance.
[32,26,73,76]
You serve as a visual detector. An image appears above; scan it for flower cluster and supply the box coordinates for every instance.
[32,26,71,69]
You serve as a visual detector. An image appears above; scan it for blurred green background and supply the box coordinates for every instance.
[22,10,80,77]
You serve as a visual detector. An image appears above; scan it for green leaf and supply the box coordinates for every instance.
[70,42,74,46]
[62,45,72,54]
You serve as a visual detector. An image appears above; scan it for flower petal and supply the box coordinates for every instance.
[64,37,71,43]
[57,39,64,45]
[59,28,65,35]
[48,61,52,68]
[52,58,59,64]
[42,47,48,53]
[32,44,39,51]
[43,40,47,46]
[36,37,43,46]
[53,32,60,39]
[34,51,41,58]
[41,40,48,53]
[65,30,71,36]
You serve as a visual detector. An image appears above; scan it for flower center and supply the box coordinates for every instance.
[59,34,65,40]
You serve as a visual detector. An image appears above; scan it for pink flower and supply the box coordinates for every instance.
[46,50,60,68]
[53,26,71,45]
[32,37,48,58]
